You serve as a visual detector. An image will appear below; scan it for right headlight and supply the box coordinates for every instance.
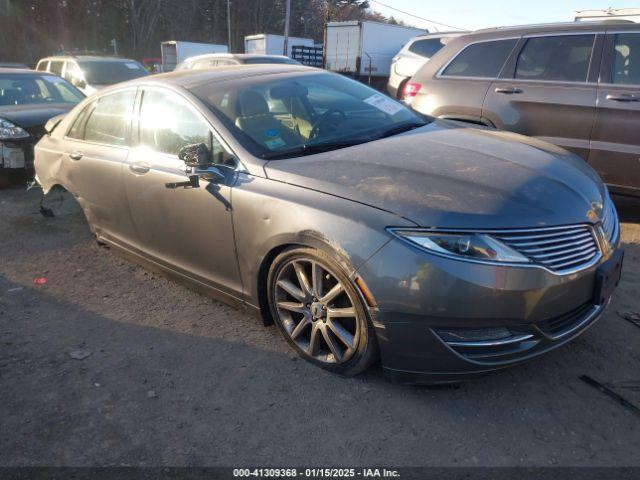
[0,118,29,141]
[389,229,531,264]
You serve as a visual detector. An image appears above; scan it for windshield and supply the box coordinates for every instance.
[191,72,428,159]
[0,73,84,106]
[78,60,148,84]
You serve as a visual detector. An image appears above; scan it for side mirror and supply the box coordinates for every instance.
[179,143,213,168]
[44,114,66,134]
[198,166,225,183]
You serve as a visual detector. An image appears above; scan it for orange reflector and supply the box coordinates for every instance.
[355,276,377,307]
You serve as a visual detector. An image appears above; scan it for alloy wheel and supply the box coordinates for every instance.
[273,258,359,364]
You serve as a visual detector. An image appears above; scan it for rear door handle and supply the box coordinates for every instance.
[129,161,151,174]
[68,151,83,160]
[495,87,523,95]
[606,94,640,102]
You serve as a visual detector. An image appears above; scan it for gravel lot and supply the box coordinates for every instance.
[1,186,639,467]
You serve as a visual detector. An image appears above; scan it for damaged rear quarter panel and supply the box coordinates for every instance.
[34,95,94,193]
[34,134,71,194]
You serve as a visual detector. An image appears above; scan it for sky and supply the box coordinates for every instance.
[369,0,637,31]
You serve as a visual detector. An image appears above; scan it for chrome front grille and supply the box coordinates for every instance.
[492,225,600,273]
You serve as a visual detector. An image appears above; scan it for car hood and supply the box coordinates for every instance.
[264,120,607,229]
[0,104,74,129]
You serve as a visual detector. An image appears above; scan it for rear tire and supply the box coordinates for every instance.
[267,246,378,376]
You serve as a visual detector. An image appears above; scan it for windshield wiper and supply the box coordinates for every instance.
[372,122,426,140]
[262,138,371,160]
[262,122,427,160]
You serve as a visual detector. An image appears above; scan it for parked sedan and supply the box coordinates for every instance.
[35,65,622,383]
[1,68,84,175]
[404,21,640,197]
[175,53,300,71]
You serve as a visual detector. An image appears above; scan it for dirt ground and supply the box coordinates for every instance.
[1,186,639,467]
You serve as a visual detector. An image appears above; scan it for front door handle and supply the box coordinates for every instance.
[129,161,151,174]
[495,87,523,95]
[606,93,640,102]
[68,151,83,161]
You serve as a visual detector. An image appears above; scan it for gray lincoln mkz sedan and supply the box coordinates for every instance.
[34,65,623,383]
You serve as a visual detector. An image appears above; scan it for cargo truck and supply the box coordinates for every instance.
[161,41,228,71]
[244,34,315,57]
[324,21,426,88]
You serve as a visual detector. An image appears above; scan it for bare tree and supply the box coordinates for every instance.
[0,0,400,64]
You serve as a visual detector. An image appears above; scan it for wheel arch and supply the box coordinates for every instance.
[255,231,362,327]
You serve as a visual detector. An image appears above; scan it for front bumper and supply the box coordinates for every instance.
[357,237,623,384]
[1,137,37,171]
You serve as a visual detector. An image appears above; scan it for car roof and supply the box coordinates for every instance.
[466,20,640,39]
[0,67,49,75]
[40,56,139,63]
[125,64,318,89]
[184,53,292,62]
[413,31,468,39]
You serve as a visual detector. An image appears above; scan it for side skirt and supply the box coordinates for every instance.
[96,233,263,322]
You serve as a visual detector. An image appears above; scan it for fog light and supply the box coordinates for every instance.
[435,327,513,343]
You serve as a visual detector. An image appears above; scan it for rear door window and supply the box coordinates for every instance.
[611,33,640,86]
[36,60,48,72]
[49,60,64,76]
[62,61,79,82]
[515,35,595,83]
[62,62,72,81]
[409,38,447,58]
[442,39,517,78]
[83,89,136,146]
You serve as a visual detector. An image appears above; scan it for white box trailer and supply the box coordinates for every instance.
[324,21,426,78]
[244,34,315,56]
[161,41,228,71]
[575,8,640,23]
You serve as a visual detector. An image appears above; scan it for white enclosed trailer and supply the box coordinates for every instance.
[244,34,315,56]
[324,21,426,78]
[161,41,228,71]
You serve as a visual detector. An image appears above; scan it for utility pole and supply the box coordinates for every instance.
[283,0,291,56]
[227,0,232,52]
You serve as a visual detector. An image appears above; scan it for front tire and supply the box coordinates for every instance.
[267,247,378,376]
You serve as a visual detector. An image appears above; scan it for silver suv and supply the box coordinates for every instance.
[405,21,640,197]
[36,56,148,96]
[387,32,464,98]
